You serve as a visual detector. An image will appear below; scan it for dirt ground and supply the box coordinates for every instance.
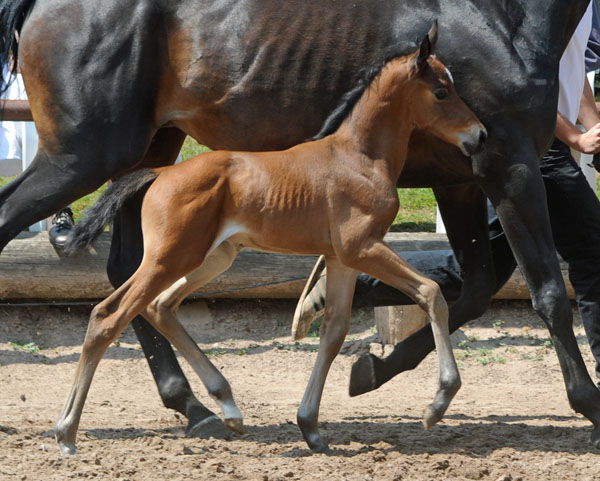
[1,299,599,481]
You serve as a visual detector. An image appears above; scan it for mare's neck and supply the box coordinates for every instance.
[525,0,590,57]
[334,60,414,182]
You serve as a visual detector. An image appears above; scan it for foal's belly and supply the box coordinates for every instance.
[209,220,334,258]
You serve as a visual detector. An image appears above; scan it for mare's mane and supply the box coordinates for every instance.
[310,47,412,141]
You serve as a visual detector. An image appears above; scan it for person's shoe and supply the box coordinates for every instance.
[49,207,74,250]
[292,255,327,340]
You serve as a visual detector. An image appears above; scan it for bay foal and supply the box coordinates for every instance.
[58,26,486,454]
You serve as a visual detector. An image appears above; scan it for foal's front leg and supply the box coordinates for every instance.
[344,240,461,429]
[297,258,358,452]
[143,241,244,434]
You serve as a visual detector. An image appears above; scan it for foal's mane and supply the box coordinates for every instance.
[310,47,411,141]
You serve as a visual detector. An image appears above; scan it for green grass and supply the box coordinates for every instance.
[8,341,40,353]
[6,137,600,232]
[393,187,437,232]
[180,137,212,161]
[71,184,108,223]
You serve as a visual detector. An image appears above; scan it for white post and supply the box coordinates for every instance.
[21,120,44,231]
[5,72,45,231]
[435,206,446,234]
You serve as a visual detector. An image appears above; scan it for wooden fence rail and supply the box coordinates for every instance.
[0,99,33,121]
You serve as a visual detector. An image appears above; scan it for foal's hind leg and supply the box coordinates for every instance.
[106,128,230,439]
[297,258,358,452]
[342,240,461,429]
[142,241,244,434]
[55,265,182,455]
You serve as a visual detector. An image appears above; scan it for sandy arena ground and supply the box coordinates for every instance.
[1,299,599,481]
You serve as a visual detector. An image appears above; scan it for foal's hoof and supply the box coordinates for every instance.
[58,441,77,456]
[349,353,382,397]
[186,414,232,440]
[423,404,443,431]
[225,416,245,434]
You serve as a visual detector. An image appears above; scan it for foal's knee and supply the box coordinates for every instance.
[146,297,178,330]
[418,281,448,321]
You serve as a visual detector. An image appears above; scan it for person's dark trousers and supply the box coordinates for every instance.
[542,138,600,386]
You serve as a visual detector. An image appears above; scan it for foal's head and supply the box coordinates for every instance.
[399,23,487,157]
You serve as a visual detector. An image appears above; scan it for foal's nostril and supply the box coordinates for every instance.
[460,127,487,157]
[479,129,487,145]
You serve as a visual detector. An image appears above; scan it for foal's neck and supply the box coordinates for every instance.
[334,58,414,181]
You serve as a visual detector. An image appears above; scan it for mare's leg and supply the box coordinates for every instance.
[352,138,600,445]
[106,128,230,439]
[297,258,358,452]
[342,240,461,428]
[542,141,600,387]
[142,241,244,434]
[481,139,600,446]
[350,186,508,394]
[0,147,132,252]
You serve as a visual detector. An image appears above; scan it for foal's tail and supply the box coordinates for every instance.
[65,169,159,254]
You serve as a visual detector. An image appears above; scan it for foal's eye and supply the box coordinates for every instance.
[434,89,448,100]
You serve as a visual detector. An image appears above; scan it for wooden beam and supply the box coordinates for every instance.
[0,231,573,301]
[0,99,33,121]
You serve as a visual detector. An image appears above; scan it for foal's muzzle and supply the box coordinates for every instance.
[459,126,487,156]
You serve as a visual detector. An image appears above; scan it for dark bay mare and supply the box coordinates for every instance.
[1,0,599,447]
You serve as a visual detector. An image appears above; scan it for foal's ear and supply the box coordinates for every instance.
[412,20,438,73]
[427,20,438,50]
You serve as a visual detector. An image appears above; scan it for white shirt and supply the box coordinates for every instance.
[0,66,27,161]
[558,2,593,124]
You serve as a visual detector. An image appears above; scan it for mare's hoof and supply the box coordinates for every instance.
[225,417,245,434]
[349,353,382,397]
[312,442,331,454]
[305,434,330,453]
[186,414,232,440]
[58,441,77,456]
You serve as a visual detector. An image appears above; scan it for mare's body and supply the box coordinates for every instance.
[57,44,482,454]
[1,0,599,445]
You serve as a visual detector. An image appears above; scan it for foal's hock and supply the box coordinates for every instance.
[57,25,485,455]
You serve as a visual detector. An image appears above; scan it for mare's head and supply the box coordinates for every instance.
[402,23,487,157]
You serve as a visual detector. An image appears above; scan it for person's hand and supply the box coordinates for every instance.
[577,122,600,154]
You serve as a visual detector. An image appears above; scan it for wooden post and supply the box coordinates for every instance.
[374,305,428,345]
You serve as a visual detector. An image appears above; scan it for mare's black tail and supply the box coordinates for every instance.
[0,0,37,95]
[65,169,159,254]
